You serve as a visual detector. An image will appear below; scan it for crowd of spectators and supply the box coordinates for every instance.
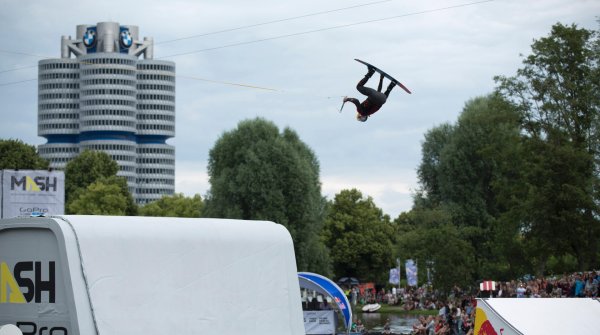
[349,270,599,309]
[492,271,599,298]
[347,270,599,335]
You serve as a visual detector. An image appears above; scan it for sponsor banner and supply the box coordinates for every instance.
[389,268,400,285]
[405,259,418,287]
[1,170,65,218]
[0,227,72,334]
[303,310,336,335]
[0,261,56,304]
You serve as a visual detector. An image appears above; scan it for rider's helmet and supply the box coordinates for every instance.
[356,113,368,122]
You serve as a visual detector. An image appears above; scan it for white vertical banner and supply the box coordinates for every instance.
[1,170,65,218]
[389,268,400,285]
[405,259,418,287]
[396,258,401,287]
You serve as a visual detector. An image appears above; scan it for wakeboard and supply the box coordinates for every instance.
[355,59,412,94]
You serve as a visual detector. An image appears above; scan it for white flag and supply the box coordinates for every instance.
[389,268,399,285]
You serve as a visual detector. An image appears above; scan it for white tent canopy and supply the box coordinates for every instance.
[298,272,352,331]
[475,298,600,335]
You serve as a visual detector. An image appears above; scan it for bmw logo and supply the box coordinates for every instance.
[83,29,96,48]
[120,30,133,48]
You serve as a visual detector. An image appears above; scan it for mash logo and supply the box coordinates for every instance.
[0,261,55,303]
[11,176,58,192]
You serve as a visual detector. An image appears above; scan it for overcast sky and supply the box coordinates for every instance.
[0,0,598,217]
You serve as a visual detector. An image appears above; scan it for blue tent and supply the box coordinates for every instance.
[298,272,353,333]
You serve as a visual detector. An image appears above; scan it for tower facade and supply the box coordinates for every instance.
[38,22,175,205]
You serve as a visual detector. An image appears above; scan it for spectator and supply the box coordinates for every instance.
[433,317,444,335]
[516,283,526,298]
[412,316,427,335]
[574,274,585,297]
[584,275,598,297]
[425,316,436,335]
[383,318,392,335]
[460,314,473,335]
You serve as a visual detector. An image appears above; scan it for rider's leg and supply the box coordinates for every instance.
[384,81,396,98]
[377,74,384,92]
[357,67,376,89]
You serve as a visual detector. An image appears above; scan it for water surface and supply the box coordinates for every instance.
[356,312,422,334]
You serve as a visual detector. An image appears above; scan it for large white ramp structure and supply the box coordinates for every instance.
[0,215,305,335]
[475,298,600,335]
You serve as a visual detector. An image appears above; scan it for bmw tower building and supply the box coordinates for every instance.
[38,22,175,205]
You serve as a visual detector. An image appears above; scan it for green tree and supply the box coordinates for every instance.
[495,23,600,271]
[68,176,135,215]
[139,193,203,217]
[414,95,523,280]
[204,118,330,274]
[0,139,49,169]
[65,150,137,215]
[415,123,454,208]
[65,150,118,204]
[500,135,597,273]
[395,208,475,292]
[322,189,394,283]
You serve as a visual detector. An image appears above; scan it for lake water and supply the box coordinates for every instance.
[357,312,422,334]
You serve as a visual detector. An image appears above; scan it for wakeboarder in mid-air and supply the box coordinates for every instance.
[341,59,411,122]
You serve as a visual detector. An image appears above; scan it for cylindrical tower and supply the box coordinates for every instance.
[136,143,176,204]
[135,60,176,204]
[38,58,81,170]
[38,22,176,205]
[78,53,139,194]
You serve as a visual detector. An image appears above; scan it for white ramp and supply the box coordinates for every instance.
[0,215,305,335]
[475,298,600,335]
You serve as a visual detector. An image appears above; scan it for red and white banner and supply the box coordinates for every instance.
[480,281,496,291]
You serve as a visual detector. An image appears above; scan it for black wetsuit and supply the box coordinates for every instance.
[346,70,395,118]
